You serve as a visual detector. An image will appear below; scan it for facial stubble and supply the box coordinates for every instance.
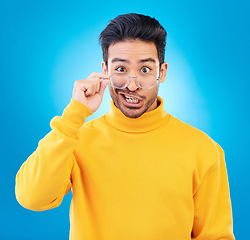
[109,84,160,119]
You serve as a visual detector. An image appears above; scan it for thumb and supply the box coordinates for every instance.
[98,79,109,96]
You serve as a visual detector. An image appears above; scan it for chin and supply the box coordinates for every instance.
[118,101,151,119]
[121,108,145,119]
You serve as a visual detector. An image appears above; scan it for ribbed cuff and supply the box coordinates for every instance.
[61,99,93,129]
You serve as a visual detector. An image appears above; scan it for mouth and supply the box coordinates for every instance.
[119,93,143,108]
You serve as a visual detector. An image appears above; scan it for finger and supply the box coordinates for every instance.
[87,72,110,80]
[98,79,109,96]
[74,81,94,97]
[84,83,97,97]
[90,77,102,93]
[83,79,100,93]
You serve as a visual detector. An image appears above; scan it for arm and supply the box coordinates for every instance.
[15,72,109,211]
[15,99,92,211]
[192,143,235,240]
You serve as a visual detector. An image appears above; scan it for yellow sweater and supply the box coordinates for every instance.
[15,97,235,240]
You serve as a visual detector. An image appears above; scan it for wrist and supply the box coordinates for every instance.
[62,99,93,129]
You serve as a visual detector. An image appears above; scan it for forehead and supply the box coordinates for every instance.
[107,40,159,65]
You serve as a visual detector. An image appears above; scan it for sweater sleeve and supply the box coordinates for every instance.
[15,99,93,211]
[192,143,235,239]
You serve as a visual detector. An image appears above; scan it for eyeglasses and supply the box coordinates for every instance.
[109,73,160,89]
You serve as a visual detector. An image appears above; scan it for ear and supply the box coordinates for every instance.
[159,62,168,83]
[102,61,107,74]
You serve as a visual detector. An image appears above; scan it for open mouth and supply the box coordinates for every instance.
[123,95,139,103]
[119,93,143,107]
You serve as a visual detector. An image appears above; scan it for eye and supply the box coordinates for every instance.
[115,66,126,72]
[141,66,151,74]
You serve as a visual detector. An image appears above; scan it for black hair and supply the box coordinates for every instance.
[99,13,167,66]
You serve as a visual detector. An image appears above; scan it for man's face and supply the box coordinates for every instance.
[102,39,168,119]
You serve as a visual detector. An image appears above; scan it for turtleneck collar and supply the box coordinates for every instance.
[105,96,170,133]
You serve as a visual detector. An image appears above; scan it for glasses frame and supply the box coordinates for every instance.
[109,73,160,90]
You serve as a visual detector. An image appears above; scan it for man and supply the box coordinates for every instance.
[15,13,235,240]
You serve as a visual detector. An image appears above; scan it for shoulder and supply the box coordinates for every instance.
[169,115,216,143]
[168,116,225,183]
[168,115,222,163]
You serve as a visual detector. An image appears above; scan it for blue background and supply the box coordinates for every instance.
[0,0,249,239]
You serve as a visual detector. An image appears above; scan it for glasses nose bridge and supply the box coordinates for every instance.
[127,75,139,90]
[128,76,138,85]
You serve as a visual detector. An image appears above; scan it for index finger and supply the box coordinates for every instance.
[87,72,110,80]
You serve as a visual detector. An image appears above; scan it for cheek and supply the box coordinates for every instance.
[148,85,159,99]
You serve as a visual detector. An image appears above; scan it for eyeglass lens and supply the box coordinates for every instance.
[110,73,157,89]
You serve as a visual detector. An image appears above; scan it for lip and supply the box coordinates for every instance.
[119,92,143,108]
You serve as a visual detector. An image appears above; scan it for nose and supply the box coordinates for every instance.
[127,76,139,91]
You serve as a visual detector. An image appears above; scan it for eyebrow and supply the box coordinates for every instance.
[139,58,156,63]
[111,57,156,64]
[111,58,128,63]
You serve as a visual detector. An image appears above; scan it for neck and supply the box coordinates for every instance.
[105,96,170,133]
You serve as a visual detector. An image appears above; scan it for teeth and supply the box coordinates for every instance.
[124,95,139,103]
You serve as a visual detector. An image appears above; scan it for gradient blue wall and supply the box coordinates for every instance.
[1,0,249,239]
